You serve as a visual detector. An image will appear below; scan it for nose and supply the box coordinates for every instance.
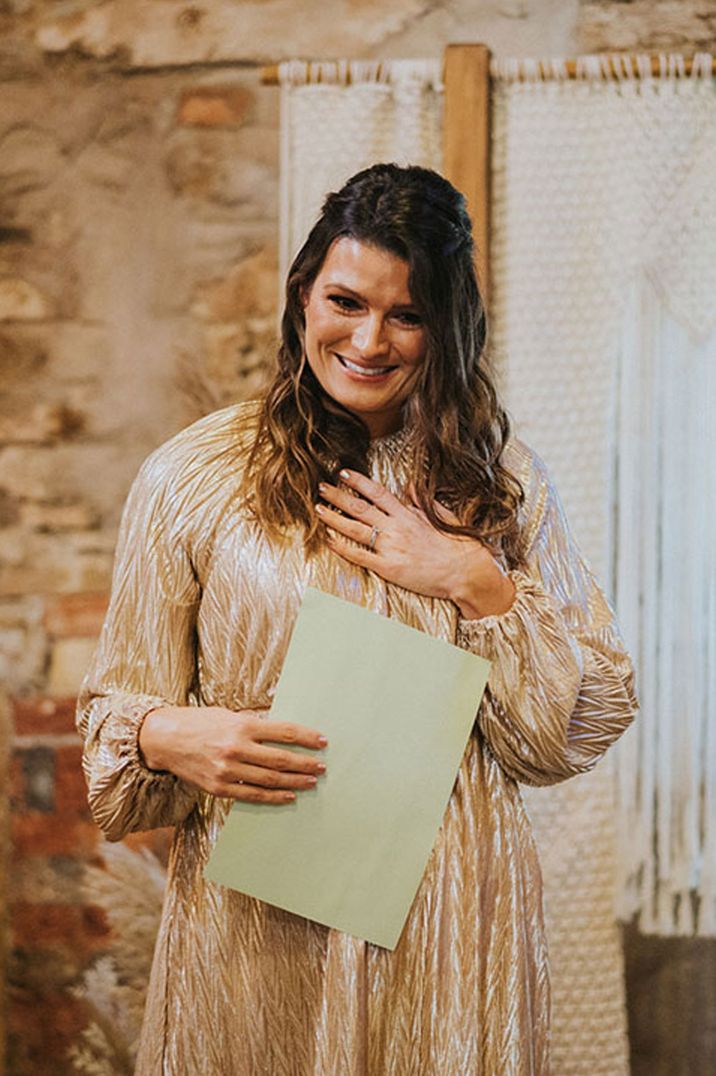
[352,313,390,359]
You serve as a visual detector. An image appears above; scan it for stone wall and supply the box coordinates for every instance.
[1,1,714,1073]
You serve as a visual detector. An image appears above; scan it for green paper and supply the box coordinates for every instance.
[204,587,491,950]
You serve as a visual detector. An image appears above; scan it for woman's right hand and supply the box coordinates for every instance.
[138,705,327,805]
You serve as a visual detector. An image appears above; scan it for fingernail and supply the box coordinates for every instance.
[339,469,350,480]
[284,792,296,802]
[306,776,317,786]
[315,503,326,514]
[318,482,328,492]
[316,762,326,773]
[318,736,328,746]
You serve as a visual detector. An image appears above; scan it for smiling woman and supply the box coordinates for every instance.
[301,237,427,437]
[76,162,637,1075]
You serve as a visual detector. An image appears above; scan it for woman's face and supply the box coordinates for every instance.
[301,237,427,439]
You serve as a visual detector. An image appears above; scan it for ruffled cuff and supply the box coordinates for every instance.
[453,570,589,785]
[455,569,542,640]
[84,691,199,841]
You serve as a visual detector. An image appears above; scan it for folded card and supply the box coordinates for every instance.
[204,586,491,949]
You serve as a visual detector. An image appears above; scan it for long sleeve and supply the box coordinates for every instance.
[76,447,202,841]
[457,445,638,786]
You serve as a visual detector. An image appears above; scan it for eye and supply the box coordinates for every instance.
[328,294,361,312]
[394,311,423,327]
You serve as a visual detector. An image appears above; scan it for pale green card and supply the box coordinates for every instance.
[204,587,491,950]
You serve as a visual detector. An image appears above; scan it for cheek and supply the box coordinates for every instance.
[305,304,343,349]
[403,333,427,369]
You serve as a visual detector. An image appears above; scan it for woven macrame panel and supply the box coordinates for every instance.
[490,57,716,576]
[522,765,630,1074]
[278,60,443,284]
[277,58,643,1074]
[490,56,716,943]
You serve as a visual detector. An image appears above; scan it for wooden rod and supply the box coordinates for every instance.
[260,52,706,85]
[261,61,394,85]
[443,44,492,307]
[529,53,701,80]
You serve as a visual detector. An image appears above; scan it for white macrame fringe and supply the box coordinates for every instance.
[491,51,714,83]
[613,279,716,936]
[277,58,443,90]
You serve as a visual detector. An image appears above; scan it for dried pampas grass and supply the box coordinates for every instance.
[69,843,166,1075]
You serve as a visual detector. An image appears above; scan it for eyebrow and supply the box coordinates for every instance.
[322,282,417,311]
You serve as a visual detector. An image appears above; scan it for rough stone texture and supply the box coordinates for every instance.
[0,278,51,321]
[178,85,255,127]
[579,0,716,54]
[1,689,9,1076]
[0,1,714,1073]
[29,0,431,66]
[46,639,98,697]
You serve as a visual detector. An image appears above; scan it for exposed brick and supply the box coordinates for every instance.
[54,743,89,816]
[9,855,85,905]
[43,592,108,638]
[20,500,99,532]
[11,902,109,954]
[0,277,51,321]
[9,751,24,811]
[47,637,97,696]
[192,246,277,322]
[12,812,99,857]
[0,487,21,526]
[8,986,90,1076]
[0,557,73,597]
[178,85,253,127]
[19,746,55,812]
[13,696,78,736]
[0,401,86,444]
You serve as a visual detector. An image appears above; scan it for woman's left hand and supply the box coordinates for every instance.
[316,469,516,620]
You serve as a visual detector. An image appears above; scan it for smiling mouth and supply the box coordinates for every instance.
[336,354,397,377]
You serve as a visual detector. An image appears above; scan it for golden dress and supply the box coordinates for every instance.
[76,401,637,1076]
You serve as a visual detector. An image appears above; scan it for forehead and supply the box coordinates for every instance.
[316,237,413,303]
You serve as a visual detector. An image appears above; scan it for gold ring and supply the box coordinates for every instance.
[368,525,380,552]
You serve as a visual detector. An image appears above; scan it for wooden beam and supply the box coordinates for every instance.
[443,43,492,307]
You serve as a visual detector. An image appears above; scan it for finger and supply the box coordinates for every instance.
[254,720,328,750]
[318,481,385,524]
[337,470,407,516]
[325,531,378,571]
[432,498,461,526]
[248,743,327,775]
[234,762,320,791]
[407,480,460,525]
[219,783,298,805]
[315,502,374,545]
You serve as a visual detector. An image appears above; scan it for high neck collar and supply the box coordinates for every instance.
[367,422,414,456]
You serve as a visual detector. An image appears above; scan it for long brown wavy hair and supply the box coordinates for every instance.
[245,163,525,565]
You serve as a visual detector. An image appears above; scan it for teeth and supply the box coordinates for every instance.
[339,356,392,376]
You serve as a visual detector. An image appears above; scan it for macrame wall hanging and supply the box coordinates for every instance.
[489,53,716,938]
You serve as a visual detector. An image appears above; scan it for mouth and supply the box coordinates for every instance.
[335,354,398,378]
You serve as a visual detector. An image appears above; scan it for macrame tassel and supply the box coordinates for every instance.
[613,277,716,936]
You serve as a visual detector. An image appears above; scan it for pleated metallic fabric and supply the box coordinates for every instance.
[76,401,638,1076]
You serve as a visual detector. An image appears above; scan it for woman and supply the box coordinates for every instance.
[77,163,637,1075]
